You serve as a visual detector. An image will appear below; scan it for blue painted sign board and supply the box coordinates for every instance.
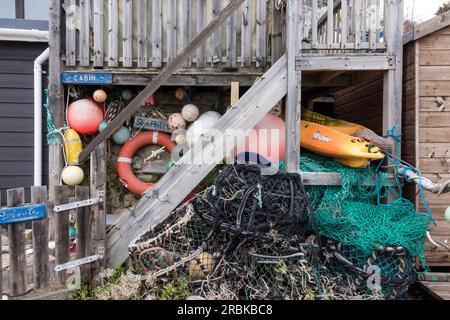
[133,117,173,133]
[0,204,46,225]
[61,72,113,85]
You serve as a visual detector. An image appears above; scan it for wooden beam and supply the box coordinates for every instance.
[297,55,396,71]
[78,0,246,163]
[105,55,288,269]
[285,0,302,173]
[48,0,65,208]
[383,1,404,152]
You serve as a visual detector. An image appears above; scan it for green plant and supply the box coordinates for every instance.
[71,283,91,300]
[156,278,191,300]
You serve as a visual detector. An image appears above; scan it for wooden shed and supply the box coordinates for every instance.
[333,11,450,268]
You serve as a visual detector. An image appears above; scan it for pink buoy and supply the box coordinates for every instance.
[145,94,156,106]
[235,114,286,164]
[67,99,104,135]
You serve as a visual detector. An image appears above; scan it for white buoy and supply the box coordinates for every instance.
[182,104,200,122]
[186,111,221,148]
[61,166,85,186]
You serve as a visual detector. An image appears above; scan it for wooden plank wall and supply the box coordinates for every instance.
[334,77,384,136]
[417,26,450,266]
[334,35,450,266]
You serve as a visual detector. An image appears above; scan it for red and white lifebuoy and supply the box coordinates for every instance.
[117,131,176,196]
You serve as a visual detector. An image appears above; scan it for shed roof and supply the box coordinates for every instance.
[404,10,450,44]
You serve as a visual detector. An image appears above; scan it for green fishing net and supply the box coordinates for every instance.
[278,153,431,298]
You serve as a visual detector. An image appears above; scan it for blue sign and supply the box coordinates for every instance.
[133,117,173,133]
[0,204,46,225]
[61,72,113,85]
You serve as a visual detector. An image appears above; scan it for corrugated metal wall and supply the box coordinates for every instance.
[0,41,48,204]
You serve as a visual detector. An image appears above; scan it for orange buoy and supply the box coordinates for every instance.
[117,131,176,196]
[67,99,104,135]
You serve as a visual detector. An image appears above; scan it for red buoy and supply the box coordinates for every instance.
[67,99,104,135]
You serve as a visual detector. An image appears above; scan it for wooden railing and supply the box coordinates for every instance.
[303,0,387,51]
[64,0,275,70]
[61,1,396,71]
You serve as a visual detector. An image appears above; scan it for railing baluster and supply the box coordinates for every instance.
[167,0,177,63]
[354,0,362,50]
[65,0,76,66]
[93,0,104,67]
[256,0,267,68]
[312,0,318,48]
[152,0,162,68]
[79,0,90,66]
[242,0,252,67]
[108,0,119,67]
[212,0,222,65]
[227,0,237,68]
[327,0,334,48]
[181,0,192,67]
[122,0,133,67]
[137,0,148,68]
[197,0,207,67]
[341,0,348,49]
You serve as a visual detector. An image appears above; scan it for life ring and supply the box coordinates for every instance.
[117,131,176,196]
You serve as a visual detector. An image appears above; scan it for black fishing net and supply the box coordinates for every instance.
[124,165,387,300]
[194,165,313,244]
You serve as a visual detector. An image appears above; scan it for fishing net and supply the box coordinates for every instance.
[126,165,383,300]
[194,165,314,244]
[278,152,431,299]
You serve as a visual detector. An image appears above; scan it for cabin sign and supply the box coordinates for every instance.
[0,204,46,225]
[61,72,113,85]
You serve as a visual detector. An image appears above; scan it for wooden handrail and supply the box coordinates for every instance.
[78,0,245,163]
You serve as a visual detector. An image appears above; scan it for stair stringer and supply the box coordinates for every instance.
[106,54,289,269]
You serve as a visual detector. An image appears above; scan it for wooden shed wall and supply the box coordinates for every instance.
[333,40,450,267]
[417,26,450,266]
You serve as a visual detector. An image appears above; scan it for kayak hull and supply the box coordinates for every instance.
[300,120,385,168]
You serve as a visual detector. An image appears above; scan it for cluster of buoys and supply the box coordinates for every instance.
[62,89,107,186]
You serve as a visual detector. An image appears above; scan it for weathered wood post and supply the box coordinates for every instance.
[383,0,404,154]
[75,186,91,283]
[7,188,27,296]
[54,185,70,284]
[31,186,50,290]
[90,143,107,284]
[383,0,404,202]
[49,0,65,239]
[285,0,302,173]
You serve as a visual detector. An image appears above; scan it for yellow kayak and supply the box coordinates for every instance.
[302,108,364,135]
[300,120,385,168]
[64,129,83,166]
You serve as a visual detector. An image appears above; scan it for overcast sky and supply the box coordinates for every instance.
[405,0,449,22]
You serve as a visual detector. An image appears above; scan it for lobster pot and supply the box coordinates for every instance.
[194,165,312,243]
[128,203,220,277]
[325,240,417,300]
[244,246,327,300]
